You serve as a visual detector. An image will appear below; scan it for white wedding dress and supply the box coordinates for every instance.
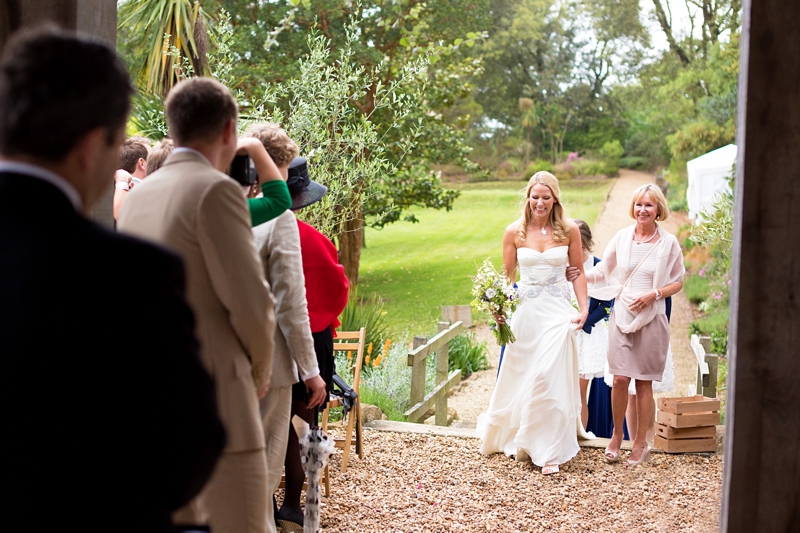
[477,246,583,467]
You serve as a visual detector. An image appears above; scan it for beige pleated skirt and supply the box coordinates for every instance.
[607,311,670,381]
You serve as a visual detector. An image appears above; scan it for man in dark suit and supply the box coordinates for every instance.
[0,27,225,532]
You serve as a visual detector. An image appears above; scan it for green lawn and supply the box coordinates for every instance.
[358,179,613,336]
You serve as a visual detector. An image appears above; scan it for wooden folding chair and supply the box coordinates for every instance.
[321,327,366,493]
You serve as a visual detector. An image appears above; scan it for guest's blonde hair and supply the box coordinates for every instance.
[145,138,174,175]
[629,184,670,221]
[518,171,571,243]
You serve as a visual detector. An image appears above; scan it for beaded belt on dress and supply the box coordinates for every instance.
[516,274,571,301]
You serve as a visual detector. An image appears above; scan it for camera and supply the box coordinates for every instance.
[228,154,258,186]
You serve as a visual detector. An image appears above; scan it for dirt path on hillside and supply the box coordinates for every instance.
[449,170,696,428]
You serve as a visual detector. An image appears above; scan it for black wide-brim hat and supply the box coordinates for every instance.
[287,157,328,211]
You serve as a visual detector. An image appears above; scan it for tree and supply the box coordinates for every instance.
[118,0,211,96]
[211,0,488,284]
[518,98,543,166]
[119,0,489,285]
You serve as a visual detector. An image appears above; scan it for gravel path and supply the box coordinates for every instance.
[314,431,722,532]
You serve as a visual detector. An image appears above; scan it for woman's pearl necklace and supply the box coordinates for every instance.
[634,227,657,244]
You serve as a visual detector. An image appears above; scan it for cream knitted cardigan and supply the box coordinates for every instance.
[585,225,685,334]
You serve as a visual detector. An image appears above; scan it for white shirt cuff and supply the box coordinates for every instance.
[300,368,320,382]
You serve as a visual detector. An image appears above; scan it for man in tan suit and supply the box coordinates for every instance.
[118,78,276,533]
[247,124,327,533]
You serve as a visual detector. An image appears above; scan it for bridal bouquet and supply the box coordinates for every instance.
[471,259,519,345]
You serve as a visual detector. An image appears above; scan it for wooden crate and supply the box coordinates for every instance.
[655,423,716,440]
[656,409,720,428]
[654,434,716,453]
[658,395,720,414]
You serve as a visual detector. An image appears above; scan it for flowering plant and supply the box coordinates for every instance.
[470,259,519,345]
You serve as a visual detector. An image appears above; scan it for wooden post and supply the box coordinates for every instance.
[704,354,718,399]
[721,0,800,529]
[409,336,427,409]
[435,322,450,426]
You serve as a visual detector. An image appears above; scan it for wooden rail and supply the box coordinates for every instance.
[404,321,464,424]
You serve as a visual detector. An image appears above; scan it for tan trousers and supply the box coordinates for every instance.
[260,385,293,533]
[173,448,268,533]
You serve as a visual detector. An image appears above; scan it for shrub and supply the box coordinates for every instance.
[496,161,514,178]
[525,159,552,176]
[599,140,624,162]
[690,307,729,354]
[569,158,617,177]
[448,332,489,378]
[346,335,412,421]
[667,121,735,161]
[683,271,711,304]
[619,156,650,170]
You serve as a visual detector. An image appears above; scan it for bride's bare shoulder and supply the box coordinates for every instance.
[505,220,523,235]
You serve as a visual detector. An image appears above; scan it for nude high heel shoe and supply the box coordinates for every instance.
[604,445,622,463]
[625,445,651,466]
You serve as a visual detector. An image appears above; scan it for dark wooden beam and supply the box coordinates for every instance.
[722,0,800,530]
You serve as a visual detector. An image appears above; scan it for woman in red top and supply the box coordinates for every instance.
[278,158,349,530]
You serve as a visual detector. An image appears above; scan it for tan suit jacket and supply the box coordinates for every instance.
[118,150,275,452]
[253,210,318,388]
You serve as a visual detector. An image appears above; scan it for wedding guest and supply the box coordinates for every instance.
[146,138,174,175]
[118,77,278,533]
[113,136,151,219]
[242,123,293,226]
[0,27,224,532]
[570,220,613,434]
[248,124,327,533]
[477,172,588,476]
[586,184,684,465]
[277,157,349,528]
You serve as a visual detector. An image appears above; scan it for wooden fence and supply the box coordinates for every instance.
[404,321,464,425]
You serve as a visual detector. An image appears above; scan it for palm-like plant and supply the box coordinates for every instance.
[118,0,211,96]
[519,97,543,166]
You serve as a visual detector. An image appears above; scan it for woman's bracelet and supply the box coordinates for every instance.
[653,288,662,300]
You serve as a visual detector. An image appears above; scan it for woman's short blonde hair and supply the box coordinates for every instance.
[629,184,670,221]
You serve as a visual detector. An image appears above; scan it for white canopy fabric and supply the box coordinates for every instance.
[686,144,737,220]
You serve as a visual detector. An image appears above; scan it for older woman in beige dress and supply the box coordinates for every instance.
[585,184,684,465]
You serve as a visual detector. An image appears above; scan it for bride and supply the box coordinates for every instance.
[477,172,588,475]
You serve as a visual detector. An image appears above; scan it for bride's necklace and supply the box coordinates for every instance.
[634,226,657,245]
[531,223,548,236]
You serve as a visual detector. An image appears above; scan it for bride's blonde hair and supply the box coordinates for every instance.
[518,171,571,243]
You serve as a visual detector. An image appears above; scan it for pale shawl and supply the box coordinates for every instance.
[586,225,684,334]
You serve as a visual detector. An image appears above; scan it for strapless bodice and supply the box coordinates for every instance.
[516,246,571,301]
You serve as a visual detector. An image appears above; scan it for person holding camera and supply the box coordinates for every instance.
[247,123,328,533]
[118,77,278,533]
